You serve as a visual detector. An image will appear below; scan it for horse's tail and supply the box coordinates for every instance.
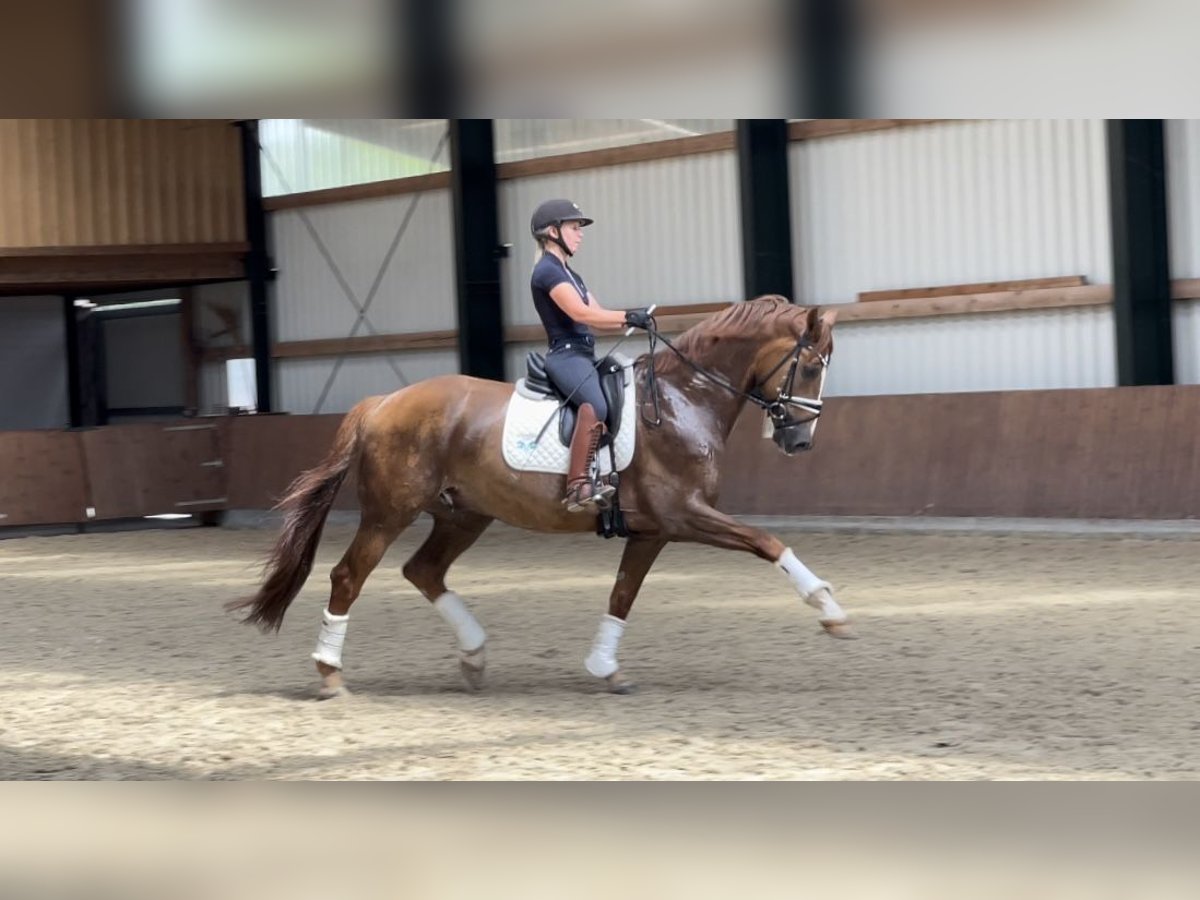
[226,396,384,632]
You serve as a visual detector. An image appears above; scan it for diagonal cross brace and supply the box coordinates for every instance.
[258,128,450,413]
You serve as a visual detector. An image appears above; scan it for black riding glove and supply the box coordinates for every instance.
[624,307,654,330]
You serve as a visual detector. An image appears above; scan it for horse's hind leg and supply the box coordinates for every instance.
[313,513,409,699]
[401,512,494,690]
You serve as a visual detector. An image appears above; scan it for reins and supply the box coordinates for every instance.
[635,318,828,430]
[529,309,829,444]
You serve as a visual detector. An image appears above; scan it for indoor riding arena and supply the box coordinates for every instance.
[4,118,1200,780]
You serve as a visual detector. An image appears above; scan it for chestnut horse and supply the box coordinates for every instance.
[229,295,853,698]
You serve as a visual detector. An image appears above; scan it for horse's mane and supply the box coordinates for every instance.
[651,295,800,374]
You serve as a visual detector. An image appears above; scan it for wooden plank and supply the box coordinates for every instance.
[0,278,242,298]
[0,249,245,290]
[649,301,734,316]
[0,431,89,526]
[80,423,226,519]
[201,331,456,363]
[275,330,459,358]
[718,385,1200,519]
[787,119,950,142]
[223,415,358,510]
[262,171,452,212]
[10,386,1199,522]
[1171,278,1200,299]
[827,284,1114,323]
[858,275,1088,303]
[0,242,249,257]
[197,280,1200,365]
[495,132,735,180]
[200,314,722,362]
[220,385,1200,520]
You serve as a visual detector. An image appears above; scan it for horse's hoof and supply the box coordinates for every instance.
[459,646,486,691]
[605,671,638,695]
[317,684,352,700]
[821,620,858,640]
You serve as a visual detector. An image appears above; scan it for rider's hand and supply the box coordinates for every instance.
[624,307,654,330]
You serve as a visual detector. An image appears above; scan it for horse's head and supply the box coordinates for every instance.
[753,304,837,455]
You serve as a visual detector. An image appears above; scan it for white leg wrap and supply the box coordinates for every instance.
[777,548,830,596]
[777,548,845,621]
[585,614,625,678]
[433,591,486,652]
[312,609,349,669]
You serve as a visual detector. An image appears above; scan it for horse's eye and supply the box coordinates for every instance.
[802,365,821,379]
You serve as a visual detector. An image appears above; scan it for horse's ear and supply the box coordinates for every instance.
[804,306,822,336]
[800,306,836,345]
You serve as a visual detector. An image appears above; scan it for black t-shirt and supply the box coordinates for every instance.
[531,253,592,343]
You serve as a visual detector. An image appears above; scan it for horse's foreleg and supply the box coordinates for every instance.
[314,517,405,698]
[677,504,855,639]
[402,512,494,690]
[587,537,667,694]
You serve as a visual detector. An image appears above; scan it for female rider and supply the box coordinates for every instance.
[529,199,652,511]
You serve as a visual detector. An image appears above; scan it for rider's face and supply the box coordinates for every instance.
[557,221,584,254]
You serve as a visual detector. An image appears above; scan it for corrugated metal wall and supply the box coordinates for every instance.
[1161,120,1200,385]
[1167,119,1200,280]
[259,119,449,196]
[1172,301,1200,385]
[267,189,458,412]
[260,119,1137,405]
[276,352,461,415]
[791,119,1112,303]
[271,190,455,339]
[788,119,1116,394]
[826,307,1117,397]
[502,306,1120,398]
[499,150,742,327]
[0,120,244,248]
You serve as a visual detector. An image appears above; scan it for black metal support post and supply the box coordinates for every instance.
[737,120,796,301]
[449,119,505,381]
[794,0,861,117]
[238,119,275,412]
[1107,119,1174,386]
[62,295,83,428]
[398,0,460,116]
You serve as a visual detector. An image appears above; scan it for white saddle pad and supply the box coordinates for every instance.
[501,356,637,475]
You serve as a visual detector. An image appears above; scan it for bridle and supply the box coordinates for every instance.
[637,320,830,431]
[751,337,829,434]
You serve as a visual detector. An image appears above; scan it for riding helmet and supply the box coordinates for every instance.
[530,199,594,238]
